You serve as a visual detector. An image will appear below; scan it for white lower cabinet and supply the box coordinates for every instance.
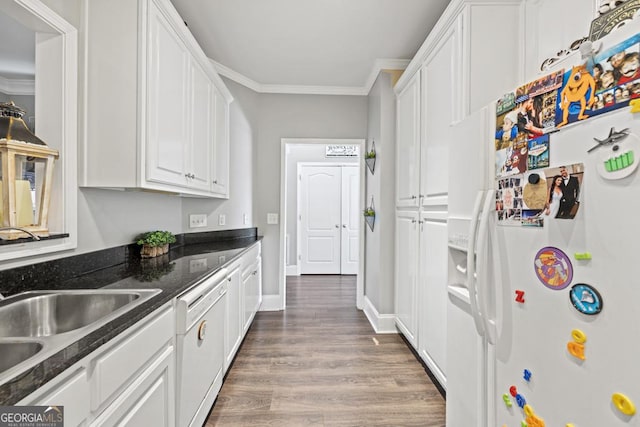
[91,346,175,427]
[20,304,175,426]
[417,212,448,388]
[394,211,419,346]
[242,258,262,334]
[395,210,448,387]
[224,263,242,371]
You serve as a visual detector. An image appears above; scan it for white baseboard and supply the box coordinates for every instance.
[363,296,397,334]
[285,265,299,276]
[259,295,283,311]
[418,348,447,392]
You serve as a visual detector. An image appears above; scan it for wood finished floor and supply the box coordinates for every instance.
[206,275,445,426]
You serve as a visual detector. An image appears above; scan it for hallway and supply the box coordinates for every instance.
[206,275,446,426]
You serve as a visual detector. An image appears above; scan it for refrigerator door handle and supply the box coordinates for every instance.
[467,190,486,337]
[477,189,498,345]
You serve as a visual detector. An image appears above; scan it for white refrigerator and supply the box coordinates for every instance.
[447,25,640,427]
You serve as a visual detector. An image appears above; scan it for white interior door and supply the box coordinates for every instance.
[300,166,342,274]
[341,166,359,274]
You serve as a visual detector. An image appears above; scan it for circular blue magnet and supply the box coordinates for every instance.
[570,283,602,315]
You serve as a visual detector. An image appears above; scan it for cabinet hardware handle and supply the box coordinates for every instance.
[184,173,190,178]
[342,224,346,228]
[411,195,417,199]
[213,180,218,184]
[411,219,417,224]
[228,277,232,281]
[191,173,196,179]
[197,320,207,340]
[335,224,339,228]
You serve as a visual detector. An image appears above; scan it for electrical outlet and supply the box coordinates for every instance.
[267,213,279,225]
[218,255,226,264]
[189,214,207,228]
[218,214,226,226]
[189,258,208,273]
[243,214,249,225]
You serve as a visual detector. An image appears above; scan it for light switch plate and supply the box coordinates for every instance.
[189,214,207,228]
[218,214,226,226]
[243,214,249,225]
[267,213,279,225]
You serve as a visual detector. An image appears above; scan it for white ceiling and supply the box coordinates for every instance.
[170,0,451,91]
[0,12,35,80]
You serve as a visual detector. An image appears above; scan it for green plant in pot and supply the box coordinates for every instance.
[365,149,376,159]
[363,208,375,217]
[136,230,177,258]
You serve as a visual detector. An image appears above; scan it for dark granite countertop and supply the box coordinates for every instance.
[0,234,262,405]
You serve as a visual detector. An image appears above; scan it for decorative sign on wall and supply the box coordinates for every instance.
[325,145,360,157]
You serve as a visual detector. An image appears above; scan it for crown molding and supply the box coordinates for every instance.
[0,76,35,95]
[211,58,409,97]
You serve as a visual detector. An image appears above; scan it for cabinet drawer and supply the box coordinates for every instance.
[91,307,174,410]
[241,244,260,272]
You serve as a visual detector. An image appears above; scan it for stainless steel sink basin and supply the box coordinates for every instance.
[0,341,43,373]
[0,288,161,384]
[0,290,157,337]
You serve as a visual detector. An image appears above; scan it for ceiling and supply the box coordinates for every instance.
[0,12,35,80]
[170,0,451,93]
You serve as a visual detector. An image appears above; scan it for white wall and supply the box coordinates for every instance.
[365,72,396,314]
[181,77,258,232]
[256,94,368,296]
[285,143,358,267]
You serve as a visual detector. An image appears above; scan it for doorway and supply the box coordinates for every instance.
[298,164,359,275]
[278,138,365,311]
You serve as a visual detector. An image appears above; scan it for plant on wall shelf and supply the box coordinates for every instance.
[136,230,177,258]
[365,140,376,174]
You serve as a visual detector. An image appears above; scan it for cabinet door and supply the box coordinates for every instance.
[522,0,596,82]
[394,211,419,347]
[241,270,252,334]
[188,58,214,192]
[26,368,90,427]
[420,27,456,207]
[418,212,448,387]
[396,73,421,208]
[224,266,242,371]
[211,88,230,197]
[91,346,175,427]
[146,2,189,187]
[252,258,262,313]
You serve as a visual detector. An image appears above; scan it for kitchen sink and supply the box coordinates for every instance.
[0,289,161,384]
[0,342,43,373]
[0,290,159,337]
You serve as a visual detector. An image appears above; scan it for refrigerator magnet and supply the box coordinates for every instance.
[534,247,573,290]
[570,283,603,315]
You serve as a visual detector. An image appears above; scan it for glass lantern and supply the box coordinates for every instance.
[0,102,59,240]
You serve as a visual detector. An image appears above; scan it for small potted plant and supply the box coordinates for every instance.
[136,230,177,258]
[365,141,376,174]
[363,200,376,231]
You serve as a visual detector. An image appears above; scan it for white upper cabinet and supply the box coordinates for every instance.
[81,0,232,197]
[395,73,421,208]
[522,0,598,82]
[211,88,230,198]
[146,5,190,188]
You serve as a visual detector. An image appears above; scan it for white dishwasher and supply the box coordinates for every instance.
[176,268,227,427]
